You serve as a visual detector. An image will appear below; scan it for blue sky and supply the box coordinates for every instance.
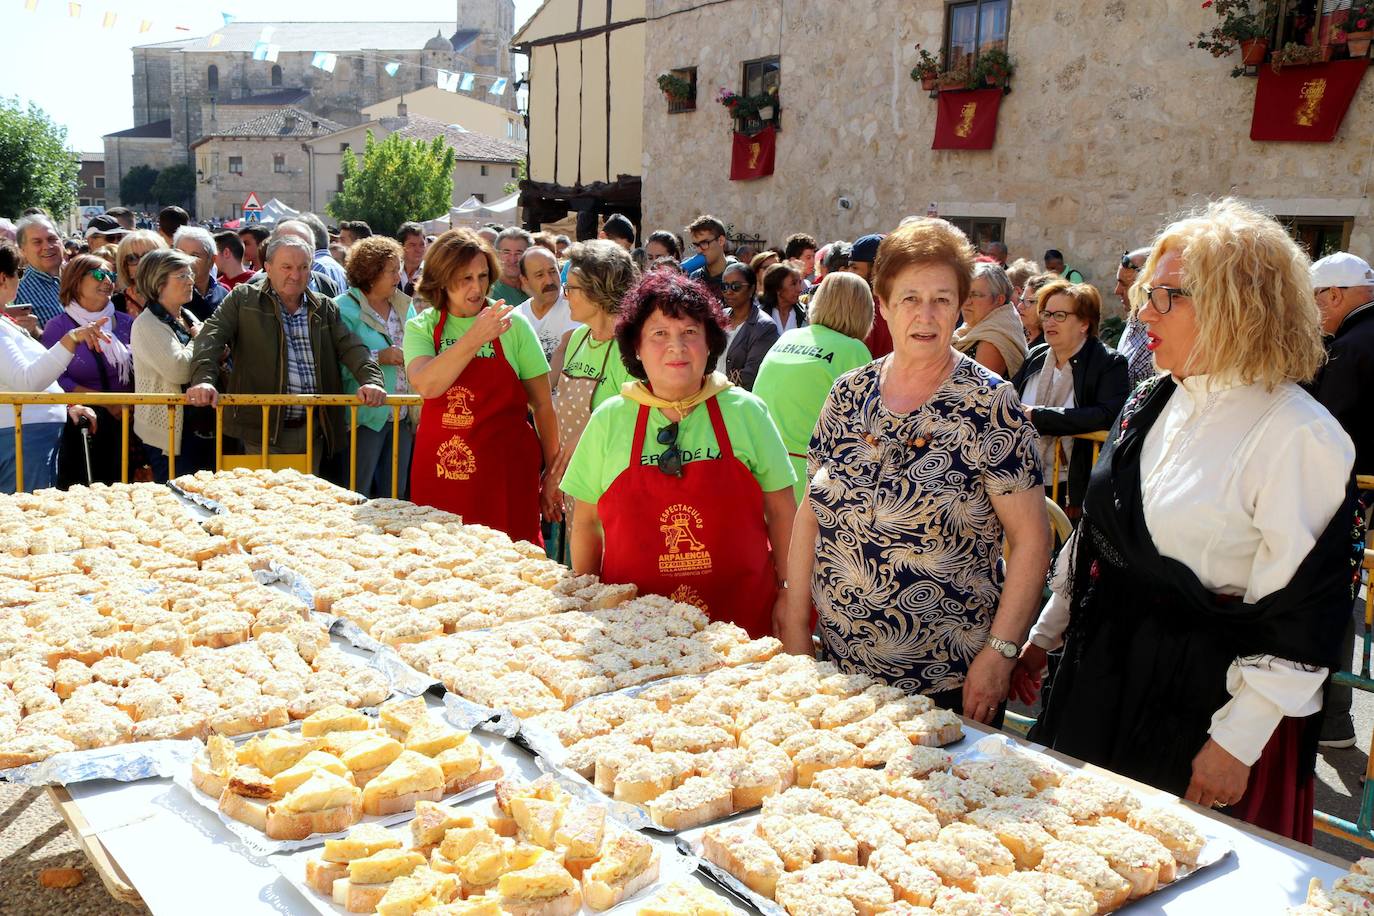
[3,0,541,152]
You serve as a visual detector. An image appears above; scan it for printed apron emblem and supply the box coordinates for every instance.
[443,387,475,428]
[658,503,712,575]
[668,584,708,612]
[435,435,477,480]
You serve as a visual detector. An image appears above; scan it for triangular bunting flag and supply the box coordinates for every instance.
[310,51,337,72]
[436,69,451,90]
[265,44,280,62]
[221,12,234,26]
[101,11,115,28]
[252,41,269,61]
[488,77,507,96]
[209,34,223,48]
[139,19,152,32]
[460,72,475,91]
[24,0,38,11]
[384,61,401,77]
[67,2,80,17]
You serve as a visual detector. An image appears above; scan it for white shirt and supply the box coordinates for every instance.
[1019,358,1077,481]
[0,316,72,428]
[771,307,801,333]
[1029,374,1355,765]
[516,294,580,361]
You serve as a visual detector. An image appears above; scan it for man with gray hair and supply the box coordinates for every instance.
[255,220,340,297]
[172,225,227,320]
[491,226,533,306]
[1112,247,1155,387]
[15,214,64,329]
[297,212,348,292]
[186,234,385,471]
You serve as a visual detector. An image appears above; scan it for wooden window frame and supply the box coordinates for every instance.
[227,156,243,176]
[668,66,698,114]
[944,215,1006,248]
[1277,214,1353,258]
[942,0,1012,70]
[737,56,781,133]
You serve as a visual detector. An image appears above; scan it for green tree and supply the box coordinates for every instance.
[328,130,455,236]
[504,158,526,195]
[121,164,159,208]
[0,97,78,218]
[150,164,194,209]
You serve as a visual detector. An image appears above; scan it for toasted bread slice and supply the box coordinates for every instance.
[301,704,373,738]
[581,832,659,910]
[306,857,348,896]
[218,788,270,832]
[265,800,361,841]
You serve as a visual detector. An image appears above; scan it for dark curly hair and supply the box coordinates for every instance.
[614,270,728,381]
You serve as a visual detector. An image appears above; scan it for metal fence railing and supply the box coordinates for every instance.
[0,392,422,496]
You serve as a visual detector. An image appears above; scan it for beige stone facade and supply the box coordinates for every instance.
[192,110,344,219]
[361,89,526,144]
[640,0,1374,284]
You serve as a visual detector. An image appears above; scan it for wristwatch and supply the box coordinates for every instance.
[986,636,1018,659]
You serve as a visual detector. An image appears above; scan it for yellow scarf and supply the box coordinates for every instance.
[620,372,733,413]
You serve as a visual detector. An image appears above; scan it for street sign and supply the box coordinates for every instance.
[243,210,261,223]
[242,191,263,212]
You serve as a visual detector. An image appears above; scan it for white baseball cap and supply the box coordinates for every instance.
[1311,251,1374,288]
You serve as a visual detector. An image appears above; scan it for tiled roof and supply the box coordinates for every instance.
[219,89,311,107]
[136,22,481,54]
[209,107,346,140]
[104,120,172,139]
[386,115,525,162]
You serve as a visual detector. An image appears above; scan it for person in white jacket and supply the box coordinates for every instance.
[0,240,102,492]
[130,249,215,482]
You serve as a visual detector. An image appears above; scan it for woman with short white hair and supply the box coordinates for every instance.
[953,261,1027,378]
[130,248,214,481]
[1023,198,1358,843]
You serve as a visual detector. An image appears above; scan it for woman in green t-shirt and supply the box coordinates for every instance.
[754,272,875,502]
[561,270,796,637]
[542,240,638,564]
[403,229,558,545]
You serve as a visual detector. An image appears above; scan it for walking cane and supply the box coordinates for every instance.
[76,415,95,485]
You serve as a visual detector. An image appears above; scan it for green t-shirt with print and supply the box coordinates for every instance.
[561,386,795,504]
[402,303,550,380]
[490,279,526,308]
[559,326,634,413]
[753,324,872,501]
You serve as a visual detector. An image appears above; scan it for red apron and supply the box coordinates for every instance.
[598,397,776,637]
[410,316,542,545]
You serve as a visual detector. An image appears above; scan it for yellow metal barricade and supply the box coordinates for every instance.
[0,392,421,495]
[1048,430,1107,506]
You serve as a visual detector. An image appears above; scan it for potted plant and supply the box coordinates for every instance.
[1191,0,1279,71]
[910,44,942,91]
[973,47,1015,88]
[1270,40,1325,70]
[657,72,693,104]
[1345,2,1374,57]
[937,60,973,91]
[757,87,779,121]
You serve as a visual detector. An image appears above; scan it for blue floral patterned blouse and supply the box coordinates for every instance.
[807,354,1043,695]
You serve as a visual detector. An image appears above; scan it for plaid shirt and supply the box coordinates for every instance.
[268,285,317,418]
[17,268,63,328]
[1117,313,1155,389]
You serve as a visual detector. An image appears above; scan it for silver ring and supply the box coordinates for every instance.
[1211,801,1226,810]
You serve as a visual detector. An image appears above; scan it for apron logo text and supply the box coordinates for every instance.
[435,435,477,480]
[658,503,712,576]
[442,386,475,429]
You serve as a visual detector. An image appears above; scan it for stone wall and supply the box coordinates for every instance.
[194,137,316,220]
[104,136,179,208]
[641,0,1374,286]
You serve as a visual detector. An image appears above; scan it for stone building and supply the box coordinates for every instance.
[514,0,646,236]
[639,0,1374,282]
[191,108,345,219]
[107,5,516,210]
[301,110,526,220]
[104,120,174,210]
[76,154,106,210]
[362,88,527,145]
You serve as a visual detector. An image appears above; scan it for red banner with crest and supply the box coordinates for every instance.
[932,88,1004,150]
[1251,58,1368,142]
[730,125,776,180]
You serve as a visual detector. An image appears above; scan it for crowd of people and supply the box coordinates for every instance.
[2,196,1372,847]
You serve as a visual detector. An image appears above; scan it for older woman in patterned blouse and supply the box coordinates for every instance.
[776,219,1052,726]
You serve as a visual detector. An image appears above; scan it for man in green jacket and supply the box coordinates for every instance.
[187,235,386,471]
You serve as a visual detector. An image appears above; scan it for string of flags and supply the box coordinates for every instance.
[21,2,514,97]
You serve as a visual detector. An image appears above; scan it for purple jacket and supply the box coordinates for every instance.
[40,310,135,393]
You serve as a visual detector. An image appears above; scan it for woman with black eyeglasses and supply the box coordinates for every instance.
[1010,279,1129,515]
[561,269,796,637]
[719,262,779,390]
[40,253,138,486]
[111,230,167,317]
[1021,200,1358,843]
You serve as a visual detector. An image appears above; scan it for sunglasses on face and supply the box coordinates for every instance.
[657,422,684,477]
[89,268,117,282]
[720,281,750,293]
[1120,253,1138,270]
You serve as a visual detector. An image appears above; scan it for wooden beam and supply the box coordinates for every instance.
[512,17,646,51]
